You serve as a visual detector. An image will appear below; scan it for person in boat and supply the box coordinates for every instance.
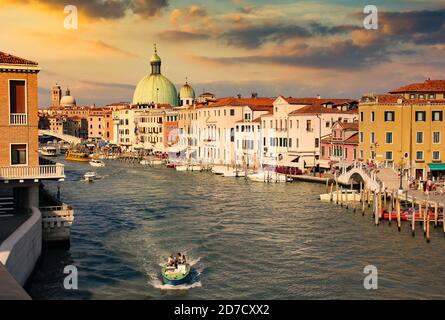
[167,255,175,267]
[181,254,187,265]
[177,253,182,265]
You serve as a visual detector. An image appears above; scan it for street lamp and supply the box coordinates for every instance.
[399,158,405,190]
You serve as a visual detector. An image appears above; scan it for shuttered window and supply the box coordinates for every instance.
[10,80,26,113]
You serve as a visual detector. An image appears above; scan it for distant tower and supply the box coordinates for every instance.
[51,83,62,106]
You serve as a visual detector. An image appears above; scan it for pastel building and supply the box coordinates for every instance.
[359,79,445,179]
[261,97,358,170]
[320,122,359,170]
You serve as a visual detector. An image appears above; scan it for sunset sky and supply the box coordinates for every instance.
[1,0,445,107]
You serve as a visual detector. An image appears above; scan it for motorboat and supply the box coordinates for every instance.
[83,172,97,182]
[89,159,105,167]
[161,263,191,286]
[39,146,57,157]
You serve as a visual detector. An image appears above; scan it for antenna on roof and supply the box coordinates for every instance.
[154,42,157,54]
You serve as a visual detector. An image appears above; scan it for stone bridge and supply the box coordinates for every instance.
[338,162,408,192]
[337,164,381,191]
[39,130,82,145]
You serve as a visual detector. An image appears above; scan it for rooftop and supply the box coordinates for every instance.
[0,51,38,66]
[200,97,275,108]
[289,105,358,115]
[390,79,445,93]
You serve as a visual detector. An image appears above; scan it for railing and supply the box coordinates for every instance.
[10,113,27,125]
[0,164,65,180]
[40,205,74,242]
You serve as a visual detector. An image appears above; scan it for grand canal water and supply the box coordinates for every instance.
[26,158,445,299]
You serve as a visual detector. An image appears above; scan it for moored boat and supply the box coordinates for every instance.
[247,171,288,183]
[175,165,188,171]
[320,190,362,202]
[161,263,191,286]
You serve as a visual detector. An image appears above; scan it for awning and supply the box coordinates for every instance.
[428,163,445,171]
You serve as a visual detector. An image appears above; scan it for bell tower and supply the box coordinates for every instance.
[51,83,62,106]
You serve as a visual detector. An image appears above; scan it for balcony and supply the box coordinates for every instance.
[10,113,27,125]
[0,163,65,181]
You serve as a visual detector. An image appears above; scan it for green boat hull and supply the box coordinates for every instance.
[161,264,191,285]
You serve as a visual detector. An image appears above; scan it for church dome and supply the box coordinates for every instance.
[60,88,76,107]
[132,45,178,107]
[179,82,195,99]
[133,74,178,106]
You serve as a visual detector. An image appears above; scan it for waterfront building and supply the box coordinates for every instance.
[261,96,358,171]
[320,122,359,170]
[234,107,271,168]
[88,108,113,142]
[112,105,153,151]
[135,104,176,153]
[0,51,66,285]
[176,104,200,161]
[358,79,445,179]
[196,97,275,165]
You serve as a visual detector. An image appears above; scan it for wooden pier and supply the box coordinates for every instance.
[325,182,445,243]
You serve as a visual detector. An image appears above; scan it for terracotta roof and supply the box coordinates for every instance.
[0,51,38,65]
[321,133,358,144]
[345,133,358,144]
[289,105,357,115]
[337,122,359,130]
[282,96,355,106]
[376,94,403,104]
[390,80,445,93]
[199,97,274,108]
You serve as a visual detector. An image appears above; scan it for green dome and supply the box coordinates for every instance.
[133,74,178,106]
[132,46,178,107]
[180,83,196,99]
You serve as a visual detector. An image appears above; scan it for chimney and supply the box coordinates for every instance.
[251,92,258,98]
[237,94,242,99]
[317,94,321,100]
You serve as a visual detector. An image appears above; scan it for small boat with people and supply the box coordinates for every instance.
[83,171,98,182]
[161,253,191,286]
[89,159,106,167]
